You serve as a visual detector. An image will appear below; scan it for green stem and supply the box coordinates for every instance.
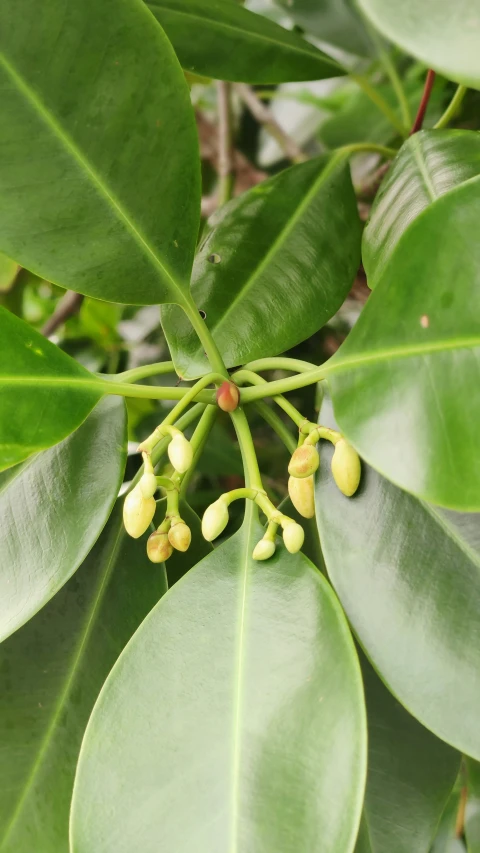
[233,369,305,428]
[100,379,215,405]
[223,487,261,504]
[108,362,175,383]
[252,401,297,454]
[181,298,229,378]
[159,372,225,429]
[434,85,468,129]
[351,73,407,137]
[179,405,218,495]
[244,356,316,373]
[230,408,263,490]
[240,365,327,403]
[339,141,398,159]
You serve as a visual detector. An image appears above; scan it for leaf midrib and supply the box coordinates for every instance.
[147,1,338,67]
[0,518,125,849]
[0,50,185,304]
[327,335,480,376]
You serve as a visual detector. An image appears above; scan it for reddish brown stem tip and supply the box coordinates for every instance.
[410,70,436,135]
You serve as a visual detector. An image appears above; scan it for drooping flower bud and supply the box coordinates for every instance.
[123,484,156,539]
[288,475,315,519]
[139,472,158,499]
[201,498,229,541]
[282,521,304,554]
[168,432,193,474]
[168,520,192,552]
[288,444,319,478]
[216,381,240,412]
[252,538,276,561]
[331,438,361,497]
[147,530,173,563]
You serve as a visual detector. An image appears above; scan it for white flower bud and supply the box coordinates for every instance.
[168,433,194,473]
[288,444,319,478]
[282,521,304,554]
[201,498,229,541]
[147,530,173,563]
[123,484,156,539]
[168,521,192,552]
[139,472,158,499]
[331,439,361,497]
[252,538,276,561]
[288,475,315,519]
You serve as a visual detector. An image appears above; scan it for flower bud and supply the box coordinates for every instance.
[252,538,276,561]
[147,530,173,563]
[168,433,193,474]
[288,475,315,519]
[282,521,304,554]
[168,520,191,552]
[123,484,156,539]
[139,472,158,499]
[216,381,240,412]
[331,438,361,497]
[288,444,319,478]
[202,498,229,541]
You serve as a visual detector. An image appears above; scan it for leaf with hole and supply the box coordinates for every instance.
[70,506,366,853]
[0,501,166,853]
[0,396,126,641]
[0,0,200,305]
[163,154,362,378]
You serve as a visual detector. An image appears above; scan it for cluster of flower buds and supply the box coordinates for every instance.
[147,514,192,563]
[287,423,361,504]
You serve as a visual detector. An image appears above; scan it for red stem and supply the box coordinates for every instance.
[410,70,436,134]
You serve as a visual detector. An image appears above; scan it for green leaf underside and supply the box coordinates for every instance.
[276,0,375,58]
[325,136,480,509]
[0,307,107,470]
[356,0,480,88]
[364,131,480,288]
[0,396,126,641]
[466,760,480,853]
[0,501,167,852]
[0,0,200,305]
[71,505,366,853]
[146,0,343,83]
[356,654,459,853]
[154,497,212,587]
[315,397,480,760]
[163,154,362,378]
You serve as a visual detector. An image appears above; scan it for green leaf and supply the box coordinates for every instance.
[356,0,480,89]
[363,131,480,288]
[431,785,464,853]
[0,501,167,853]
[0,0,200,305]
[466,760,480,853]
[0,251,18,292]
[315,397,480,759]
[0,396,126,641]
[325,133,480,509]
[356,655,459,853]
[0,307,107,470]
[70,506,367,852]
[154,496,212,587]
[163,154,362,378]
[146,0,343,83]
[275,0,374,57]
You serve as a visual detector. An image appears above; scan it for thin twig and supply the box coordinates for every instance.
[42,290,84,336]
[216,81,235,206]
[434,84,468,129]
[455,785,467,838]
[235,84,307,163]
[410,70,436,134]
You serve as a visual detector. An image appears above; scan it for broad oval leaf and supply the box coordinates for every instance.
[275,0,375,58]
[315,399,480,759]
[0,307,106,470]
[0,502,167,853]
[356,655,459,853]
[0,395,126,641]
[71,507,366,853]
[356,0,480,89]
[0,0,199,305]
[364,131,480,288]
[146,0,344,83]
[163,154,362,378]
[0,251,18,292]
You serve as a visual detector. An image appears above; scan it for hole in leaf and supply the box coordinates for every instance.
[207,253,221,264]
[199,310,207,319]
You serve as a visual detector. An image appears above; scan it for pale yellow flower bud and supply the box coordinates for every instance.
[252,538,276,561]
[331,439,361,497]
[123,484,156,539]
[288,444,319,478]
[201,498,229,541]
[168,520,192,552]
[139,472,158,499]
[147,530,173,563]
[288,475,315,519]
[282,521,304,554]
[168,433,194,473]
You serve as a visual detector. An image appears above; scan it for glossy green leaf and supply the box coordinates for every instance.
[355,655,459,853]
[356,0,480,88]
[0,396,126,641]
[146,0,343,83]
[0,0,199,306]
[71,506,366,853]
[154,496,212,587]
[275,0,374,57]
[431,785,464,853]
[325,133,480,509]
[0,251,18,292]
[0,501,166,853]
[466,760,480,853]
[0,307,107,470]
[363,131,480,288]
[163,154,362,378]
[315,398,480,759]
